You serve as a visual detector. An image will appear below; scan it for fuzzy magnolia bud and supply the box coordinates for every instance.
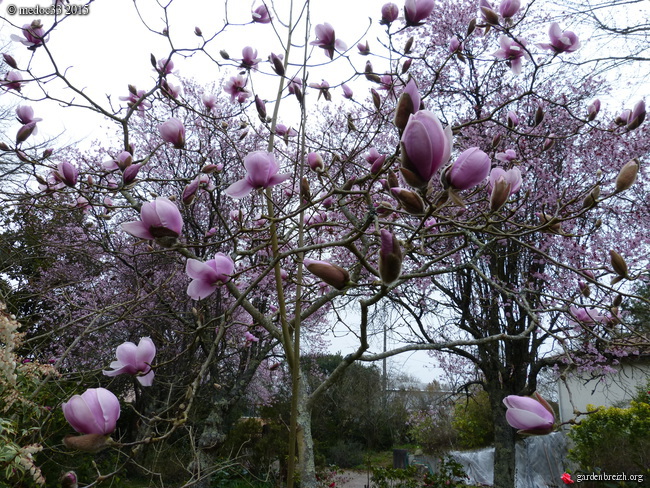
[582,185,600,209]
[609,249,628,279]
[391,188,425,215]
[63,434,114,453]
[379,229,403,284]
[537,213,562,234]
[194,26,203,36]
[535,106,545,126]
[303,258,350,290]
[404,37,414,54]
[615,159,639,192]
[490,175,511,211]
[371,88,381,110]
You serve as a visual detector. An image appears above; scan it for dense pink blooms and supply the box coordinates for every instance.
[380,3,399,25]
[493,36,529,74]
[404,0,435,26]
[185,252,235,300]
[62,388,120,435]
[310,23,347,59]
[446,147,491,190]
[252,4,271,23]
[158,117,186,149]
[103,337,156,386]
[224,75,251,103]
[498,0,520,18]
[226,151,291,198]
[503,393,555,435]
[121,197,184,240]
[537,23,580,54]
[400,110,453,188]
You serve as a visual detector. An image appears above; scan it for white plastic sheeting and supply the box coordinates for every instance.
[413,432,569,487]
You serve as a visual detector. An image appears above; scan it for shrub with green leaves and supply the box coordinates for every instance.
[451,391,494,450]
[568,381,650,476]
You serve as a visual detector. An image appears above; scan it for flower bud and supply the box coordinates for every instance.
[587,99,600,121]
[194,26,203,36]
[609,249,628,279]
[489,175,511,211]
[391,187,425,214]
[63,434,114,453]
[303,258,350,290]
[615,159,639,192]
[3,53,18,69]
[371,88,381,110]
[307,152,325,172]
[404,37,414,54]
[379,229,403,284]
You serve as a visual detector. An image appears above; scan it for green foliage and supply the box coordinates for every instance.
[568,380,650,476]
[451,391,494,449]
[370,465,420,488]
[423,457,469,488]
[407,405,456,455]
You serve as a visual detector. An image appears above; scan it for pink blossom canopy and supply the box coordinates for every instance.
[186,252,235,300]
[121,197,184,240]
[225,151,291,199]
[62,388,121,435]
[103,337,156,386]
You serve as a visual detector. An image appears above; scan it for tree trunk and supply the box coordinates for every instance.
[189,399,228,488]
[488,387,517,488]
[297,376,317,488]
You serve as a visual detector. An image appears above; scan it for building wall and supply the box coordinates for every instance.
[557,360,650,425]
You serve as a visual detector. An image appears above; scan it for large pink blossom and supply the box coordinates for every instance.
[103,337,156,386]
[400,110,453,188]
[185,252,235,300]
[11,22,48,48]
[446,147,491,190]
[493,35,529,74]
[404,0,435,26]
[158,117,185,149]
[224,75,251,103]
[121,197,184,240]
[537,23,580,54]
[225,151,291,198]
[62,388,120,435]
[310,23,347,59]
[503,393,555,435]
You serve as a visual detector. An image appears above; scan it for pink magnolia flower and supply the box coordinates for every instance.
[2,71,23,92]
[55,161,79,187]
[449,36,463,53]
[342,84,353,99]
[121,197,184,240]
[507,110,519,127]
[158,117,185,149]
[499,0,520,19]
[156,57,174,75]
[16,122,38,144]
[587,99,601,121]
[225,151,291,198]
[358,41,370,55]
[625,100,646,130]
[62,388,120,435]
[11,22,48,48]
[275,124,298,138]
[538,23,580,54]
[404,0,435,26]
[244,331,259,343]
[310,23,347,60]
[240,46,261,69]
[309,80,331,101]
[185,252,235,300]
[307,152,325,172]
[202,93,217,111]
[446,147,491,190]
[569,306,609,325]
[103,337,156,386]
[365,147,386,174]
[380,3,399,25]
[489,167,522,195]
[252,4,271,23]
[394,79,421,129]
[495,148,517,162]
[400,110,453,188]
[224,75,251,103]
[503,393,555,435]
[119,86,152,113]
[16,105,42,126]
[493,36,529,74]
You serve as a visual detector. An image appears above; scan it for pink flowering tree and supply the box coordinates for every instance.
[1,1,649,487]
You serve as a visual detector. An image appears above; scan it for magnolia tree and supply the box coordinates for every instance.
[0,0,648,487]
